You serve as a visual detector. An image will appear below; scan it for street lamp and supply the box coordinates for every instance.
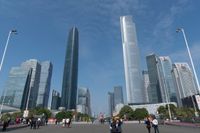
[0,29,17,116]
[176,28,199,117]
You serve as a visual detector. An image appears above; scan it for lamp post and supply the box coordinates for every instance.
[176,28,199,117]
[0,29,17,116]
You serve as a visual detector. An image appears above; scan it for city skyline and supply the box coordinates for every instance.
[0,0,200,114]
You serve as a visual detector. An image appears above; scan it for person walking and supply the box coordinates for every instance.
[152,118,159,133]
[145,117,151,133]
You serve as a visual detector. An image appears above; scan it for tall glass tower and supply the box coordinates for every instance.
[114,86,124,106]
[120,16,144,104]
[61,27,79,110]
[36,61,53,108]
[21,59,41,109]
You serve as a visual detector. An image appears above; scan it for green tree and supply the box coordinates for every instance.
[119,105,134,120]
[134,108,149,122]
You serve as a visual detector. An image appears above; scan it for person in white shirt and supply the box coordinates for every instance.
[152,118,159,133]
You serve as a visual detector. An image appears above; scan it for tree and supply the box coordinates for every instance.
[119,105,134,120]
[55,111,73,121]
[134,108,149,122]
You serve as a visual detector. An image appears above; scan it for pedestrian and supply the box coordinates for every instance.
[2,120,8,131]
[110,118,117,133]
[152,118,159,133]
[116,118,123,133]
[145,117,151,133]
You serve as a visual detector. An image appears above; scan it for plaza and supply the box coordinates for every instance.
[5,123,200,133]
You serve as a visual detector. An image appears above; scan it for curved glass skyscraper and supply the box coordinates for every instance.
[120,16,144,104]
[61,27,79,110]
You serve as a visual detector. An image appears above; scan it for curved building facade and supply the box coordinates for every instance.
[61,27,79,110]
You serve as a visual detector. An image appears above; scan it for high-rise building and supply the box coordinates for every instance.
[51,90,61,110]
[159,57,177,103]
[61,27,79,110]
[77,87,91,115]
[142,71,150,103]
[108,92,114,117]
[146,54,162,103]
[36,61,53,108]
[172,63,198,106]
[120,15,144,104]
[0,67,32,109]
[21,59,41,109]
[114,86,124,106]
[146,54,178,104]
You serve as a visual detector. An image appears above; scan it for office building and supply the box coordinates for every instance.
[77,87,91,115]
[51,90,61,110]
[36,61,53,108]
[114,86,124,106]
[61,27,79,110]
[0,67,32,109]
[120,15,144,104]
[172,63,198,106]
[146,54,162,103]
[108,92,114,117]
[159,57,177,103]
[142,70,150,103]
[21,59,41,109]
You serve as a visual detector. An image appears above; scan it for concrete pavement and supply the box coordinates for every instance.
[4,123,200,133]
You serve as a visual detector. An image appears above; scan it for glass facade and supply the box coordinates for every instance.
[142,71,150,103]
[21,59,41,109]
[120,16,144,104]
[1,67,32,109]
[146,54,162,103]
[108,92,114,117]
[159,57,177,103]
[51,90,61,110]
[114,86,124,106]
[61,27,79,110]
[77,87,91,115]
[172,63,198,106]
[36,61,53,108]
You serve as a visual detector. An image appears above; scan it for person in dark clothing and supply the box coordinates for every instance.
[145,117,151,133]
[2,120,8,131]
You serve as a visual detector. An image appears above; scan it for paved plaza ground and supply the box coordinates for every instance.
[4,123,200,133]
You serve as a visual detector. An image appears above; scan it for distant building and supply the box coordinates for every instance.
[108,92,114,117]
[51,90,61,110]
[61,27,79,110]
[172,63,198,107]
[114,86,124,106]
[120,15,144,104]
[36,61,53,108]
[0,67,32,109]
[142,70,150,103]
[77,87,91,115]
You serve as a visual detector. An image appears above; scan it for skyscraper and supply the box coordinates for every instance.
[146,54,162,103]
[0,67,32,109]
[142,70,150,103]
[172,63,198,106]
[108,92,114,117]
[159,57,177,103]
[120,15,144,104]
[51,90,61,110]
[77,87,91,115]
[61,27,79,110]
[21,59,41,109]
[36,61,53,108]
[113,86,124,106]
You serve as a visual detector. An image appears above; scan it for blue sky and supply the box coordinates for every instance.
[0,0,200,115]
